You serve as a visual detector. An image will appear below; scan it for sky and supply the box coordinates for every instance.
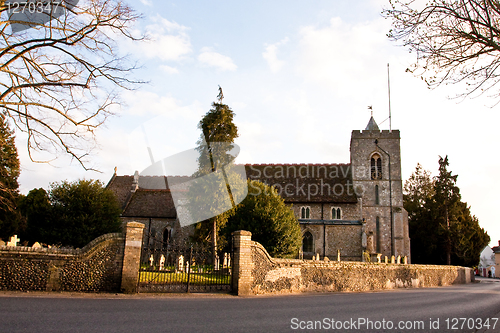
[14,0,500,247]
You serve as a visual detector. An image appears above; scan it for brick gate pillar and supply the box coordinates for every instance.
[121,222,145,293]
[232,230,253,296]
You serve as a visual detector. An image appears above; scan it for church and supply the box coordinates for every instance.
[107,116,410,262]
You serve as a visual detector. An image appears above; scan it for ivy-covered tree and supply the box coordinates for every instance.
[191,86,239,254]
[0,112,20,240]
[404,157,490,266]
[222,180,302,258]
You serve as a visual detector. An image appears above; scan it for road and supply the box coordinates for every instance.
[1,280,499,333]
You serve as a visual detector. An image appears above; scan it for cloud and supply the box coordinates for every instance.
[262,37,289,73]
[295,17,399,95]
[198,47,237,71]
[140,0,153,6]
[133,16,192,62]
[160,65,179,74]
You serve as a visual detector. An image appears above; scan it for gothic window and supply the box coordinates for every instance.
[303,231,314,253]
[331,207,342,219]
[375,185,380,205]
[371,154,382,180]
[163,227,171,248]
[301,206,310,219]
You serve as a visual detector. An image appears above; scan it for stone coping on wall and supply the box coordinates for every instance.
[0,233,124,258]
[249,240,473,295]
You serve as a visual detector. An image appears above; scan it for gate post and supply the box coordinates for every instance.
[231,230,253,296]
[121,222,145,293]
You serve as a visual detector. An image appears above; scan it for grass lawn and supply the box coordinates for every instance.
[139,271,231,285]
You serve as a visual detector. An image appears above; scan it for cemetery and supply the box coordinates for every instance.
[0,224,474,295]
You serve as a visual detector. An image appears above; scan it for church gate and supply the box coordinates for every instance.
[138,233,232,293]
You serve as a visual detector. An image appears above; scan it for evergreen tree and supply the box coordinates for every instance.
[0,112,20,240]
[404,157,490,266]
[190,86,239,254]
[223,180,302,258]
[19,180,122,248]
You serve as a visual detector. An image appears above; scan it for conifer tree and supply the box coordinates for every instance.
[191,86,239,255]
[0,112,20,240]
[404,156,490,266]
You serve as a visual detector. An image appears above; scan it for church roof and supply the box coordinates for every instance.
[244,164,358,203]
[122,189,177,218]
[365,116,380,131]
[107,163,358,219]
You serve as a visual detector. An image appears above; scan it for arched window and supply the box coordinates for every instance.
[301,207,310,219]
[163,227,171,248]
[375,185,380,205]
[332,207,342,219]
[371,154,382,180]
[303,231,314,253]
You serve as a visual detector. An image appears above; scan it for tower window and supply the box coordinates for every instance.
[371,154,382,180]
[301,206,310,219]
[375,185,380,205]
[332,207,342,219]
[303,231,314,253]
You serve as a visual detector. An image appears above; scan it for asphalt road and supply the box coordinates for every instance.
[1,280,500,333]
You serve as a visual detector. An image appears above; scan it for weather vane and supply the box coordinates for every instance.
[217,85,224,103]
[368,105,373,117]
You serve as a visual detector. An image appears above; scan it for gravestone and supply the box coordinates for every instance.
[176,255,184,272]
[159,254,165,270]
[7,235,20,247]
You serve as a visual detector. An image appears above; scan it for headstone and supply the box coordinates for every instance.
[7,235,20,247]
[159,254,165,270]
[32,242,42,248]
[391,255,395,264]
[223,253,230,269]
[396,255,401,264]
[176,255,184,272]
[215,254,220,270]
[149,254,154,267]
[337,250,341,262]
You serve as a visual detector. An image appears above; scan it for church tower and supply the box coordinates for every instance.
[350,116,410,260]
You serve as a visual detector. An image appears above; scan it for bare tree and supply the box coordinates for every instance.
[383,0,500,101]
[0,0,142,169]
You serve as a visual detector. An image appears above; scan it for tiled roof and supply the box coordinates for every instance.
[108,163,358,219]
[106,175,134,209]
[244,164,358,203]
[122,190,177,218]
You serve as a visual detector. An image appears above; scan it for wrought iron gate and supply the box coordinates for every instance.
[138,234,232,293]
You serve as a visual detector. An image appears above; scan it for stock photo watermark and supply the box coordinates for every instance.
[4,0,79,33]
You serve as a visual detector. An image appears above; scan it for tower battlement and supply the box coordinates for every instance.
[351,129,400,139]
